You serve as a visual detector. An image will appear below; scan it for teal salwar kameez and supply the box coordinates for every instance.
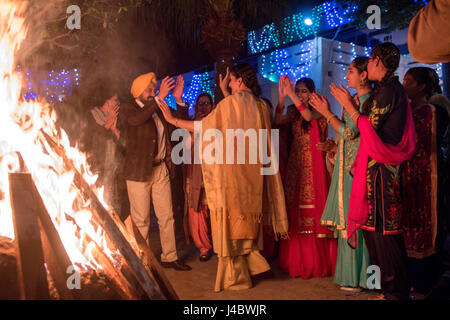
[321,93,371,289]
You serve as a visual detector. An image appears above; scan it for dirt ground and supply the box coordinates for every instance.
[148,227,380,300]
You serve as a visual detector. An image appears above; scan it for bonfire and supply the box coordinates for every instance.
[0,0,175,300]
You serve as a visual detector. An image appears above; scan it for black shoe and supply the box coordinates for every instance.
[160,260,192,271]
[251,270,274,284]
[199,251,212,262]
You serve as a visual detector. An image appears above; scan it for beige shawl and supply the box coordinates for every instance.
[199,91,288,240]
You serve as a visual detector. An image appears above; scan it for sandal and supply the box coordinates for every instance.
[199,251,212,262]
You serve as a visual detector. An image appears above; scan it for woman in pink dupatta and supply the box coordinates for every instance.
[275,76,337,279]
[330,43,417,300]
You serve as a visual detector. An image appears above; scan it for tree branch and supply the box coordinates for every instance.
[52,41,79,50]
[32,0,67,21]
[44,30,74,43]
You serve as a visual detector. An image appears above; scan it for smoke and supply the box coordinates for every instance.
[15,0,68,67]
[10,1,177,173]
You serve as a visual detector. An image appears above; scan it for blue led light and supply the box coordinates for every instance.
[248,1,358,55]
[165,71,215,110]
[17,67,80,102]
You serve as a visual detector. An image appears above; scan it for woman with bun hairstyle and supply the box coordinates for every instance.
[158,63,288,292]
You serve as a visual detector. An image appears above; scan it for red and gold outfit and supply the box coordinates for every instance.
[402,104,438,259]
[279,105,337,279]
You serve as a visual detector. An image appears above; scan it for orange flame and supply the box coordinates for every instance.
[0,1,116,269]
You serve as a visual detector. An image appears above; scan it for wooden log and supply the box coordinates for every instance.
[9,173,50,300]
[12,153,75,299]
[38,221,76,300]
[126,217,179,300]
[22,175,79,300]
[65,213,142,300]
[86,218,149,299]
[39,131,167,300]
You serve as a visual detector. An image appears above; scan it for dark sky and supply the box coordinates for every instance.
[75,0,337,100]
[118,0,328,78]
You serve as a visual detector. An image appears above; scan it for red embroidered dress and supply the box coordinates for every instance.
[402,104,438,258]
[279,106,337,278]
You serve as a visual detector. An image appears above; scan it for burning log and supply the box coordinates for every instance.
[1,0,172,300]
[39,221,78,300]
[22,166,82,300]
[9,172,50,299]
[126,218,180,300]
[39,130,173,300]
[65,212,143,300]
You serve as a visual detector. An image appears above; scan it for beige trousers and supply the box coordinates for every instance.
[126,163,178,263]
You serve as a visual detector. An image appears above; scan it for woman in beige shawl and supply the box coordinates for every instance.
[158,63,288,292]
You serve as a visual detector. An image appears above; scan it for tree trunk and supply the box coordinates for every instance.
[201,1,245,105]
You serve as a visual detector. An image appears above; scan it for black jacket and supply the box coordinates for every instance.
[119,98,188,181]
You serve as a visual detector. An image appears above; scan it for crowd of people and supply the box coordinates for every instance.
[84,0,450,299]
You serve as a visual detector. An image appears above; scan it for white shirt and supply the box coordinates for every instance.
[135,97,166,162]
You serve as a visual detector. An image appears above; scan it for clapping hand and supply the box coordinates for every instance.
[102,94,119,130]
[172,75,184,103]
[219,67,231,97]
[104,108,118,130]
[329,83,355,113]
[157,76,176,100]
[102,95,119,113]
[280,75,296,100]
[278,75,290,102]
[309,93,331,116]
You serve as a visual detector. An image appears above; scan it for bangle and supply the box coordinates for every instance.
[296,103,307,112]
[327,114,337,124]
[350,111,360,120]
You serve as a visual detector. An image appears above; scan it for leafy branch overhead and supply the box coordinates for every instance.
[20,0,142,68]
[24,0,289,64]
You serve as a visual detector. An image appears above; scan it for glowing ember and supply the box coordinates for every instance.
[0,1,116,269]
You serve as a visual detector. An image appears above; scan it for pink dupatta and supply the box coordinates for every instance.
[347,99,417,247]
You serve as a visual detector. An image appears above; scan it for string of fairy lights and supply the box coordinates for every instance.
[164,71,215,110]
[248,1,358,55]
[259,39,316,82]
[17,0,435,109]
[16,66,80,103]
[321,1,357,29]
[248,0,429,55]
